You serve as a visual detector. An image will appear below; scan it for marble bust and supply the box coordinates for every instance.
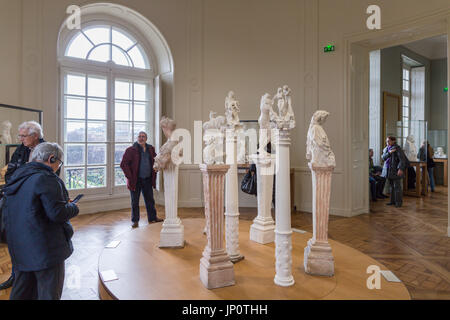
[434,147,447,158]
[154,117,180,171]
[403,135,418,162]
[306,110,336,167]
[0,120,12,145]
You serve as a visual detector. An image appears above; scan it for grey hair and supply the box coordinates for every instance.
[30,142,63,163]
[138,131,148,138]
[18,121,44,139]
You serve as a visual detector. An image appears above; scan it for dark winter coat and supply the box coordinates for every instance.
[381,143,408,180]
[120,142,157,191]
[2,162,79,272]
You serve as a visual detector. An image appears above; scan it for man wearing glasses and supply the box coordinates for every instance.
[2,143,78,299]
[1,121,59,291]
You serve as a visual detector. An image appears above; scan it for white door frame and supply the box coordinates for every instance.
[343,10,450,236]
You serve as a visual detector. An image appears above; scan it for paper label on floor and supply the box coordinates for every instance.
[292,228,307,234]
[380,270,401,282]
[101,270,119,282]
[105,240,121,248]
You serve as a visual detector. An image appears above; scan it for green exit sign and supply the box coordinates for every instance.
[324,45,335,53]
[445,87,448,92]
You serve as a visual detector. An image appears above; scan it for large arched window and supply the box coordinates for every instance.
[60,23,154,195]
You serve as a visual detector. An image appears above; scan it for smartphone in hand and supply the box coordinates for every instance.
[72,194,84,204]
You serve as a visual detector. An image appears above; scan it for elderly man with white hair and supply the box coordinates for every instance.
[2,142,79,300]
[1,121,57,291]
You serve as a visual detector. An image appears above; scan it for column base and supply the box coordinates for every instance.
[250,220,275,244]
[274,274,295,287]
[200,250,235,289]
[304,239,335,277]
[159,221,185,248]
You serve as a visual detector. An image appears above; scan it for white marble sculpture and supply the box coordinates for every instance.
[403,135,418,162]
[258,93,276,155]
[306,110,336,167]
[434,147,447,158]
[304,110,335,277]
[154,117,184,248]
[0,121,12,145]
[203,111,226,165]
[272,86,296,287]
[225,91,241,130]
[271,86,295,130]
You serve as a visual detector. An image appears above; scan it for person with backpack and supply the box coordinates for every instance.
[382,136,408,208]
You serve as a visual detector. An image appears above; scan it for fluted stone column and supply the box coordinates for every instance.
[249,154,275,244]
[199,164,235,289]
[274,128,295,287]
[225,129,244,263]
[159,163,184,248]
[304,164,335,276]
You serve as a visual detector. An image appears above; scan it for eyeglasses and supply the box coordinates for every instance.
[55,157,64,168]
[18,134,31,139]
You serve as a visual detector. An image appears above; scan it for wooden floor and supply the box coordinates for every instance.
[0,185,449,300]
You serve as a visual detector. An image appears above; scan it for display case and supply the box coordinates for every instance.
[0,104,43,185]
[428,130,448,159]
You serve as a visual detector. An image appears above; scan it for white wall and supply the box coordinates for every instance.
[1,0,449,216]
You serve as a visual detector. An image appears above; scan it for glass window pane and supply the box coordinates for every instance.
[112,46,132,67]
[87,144,107,165]
[88,44,110,63]
[66,33,93,59]
[65,96,85,119]
[403,80,409,91]
[65,144,85,166]
[134,102,147,121]
[83,27,110,45]
[87,121,107,142]
[65,120,85,142]
[115,122,132,142]
[87,167,106,189]
[65,168,85,190]
[88,76,107,98]
[134,83,148,101]
[115,101,132,121]
[112,28,135,50]
[115,80,131,100]
[66,74,85,96]
[405,70,410,80]
[115,144,129,164]
[134,123,147,140]
[115,166,126,186]
[88,98,107,120]
[404,96,409,106]
[128,45,147,69]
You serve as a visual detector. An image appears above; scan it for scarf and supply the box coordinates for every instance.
[385,145,395,168]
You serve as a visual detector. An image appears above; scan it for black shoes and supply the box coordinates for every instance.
[0,275,14,290]
[149,218,163,224]
[386,202,394,206]
[132,222,139,228]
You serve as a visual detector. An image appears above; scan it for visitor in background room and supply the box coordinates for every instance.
[418,140,435,192]
[120,131,162,228]
[382,136,407,208]
[0,121,58,292]
[369,148,387,201]
[2,143,79,300]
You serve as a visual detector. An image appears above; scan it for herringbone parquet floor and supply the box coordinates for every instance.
[0,186,448,300]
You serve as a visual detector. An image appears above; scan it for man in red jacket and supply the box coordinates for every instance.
[120,132,162,228]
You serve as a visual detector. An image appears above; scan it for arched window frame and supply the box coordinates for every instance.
[58,19,158,198]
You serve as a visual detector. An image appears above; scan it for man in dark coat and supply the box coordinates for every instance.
[381,136,408,208]
[2,142,79,300]
[0,121,58,291]
[120,131,162,228]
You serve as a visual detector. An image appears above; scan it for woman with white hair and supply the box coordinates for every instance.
[1,121,52,291]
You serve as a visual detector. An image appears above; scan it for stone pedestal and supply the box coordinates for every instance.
[274,128,295,287]
[304,164,335,277]
[159,163,185,248]
[225,130,244,263]
[199,164,235,289]
[249,154,275,244]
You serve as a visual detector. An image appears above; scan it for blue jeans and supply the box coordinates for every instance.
[130,177,157,223]
[428,167,435,192]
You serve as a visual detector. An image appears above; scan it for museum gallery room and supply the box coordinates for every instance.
[0,0,449,302]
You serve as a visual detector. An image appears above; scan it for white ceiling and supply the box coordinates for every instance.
[403,35,447,60]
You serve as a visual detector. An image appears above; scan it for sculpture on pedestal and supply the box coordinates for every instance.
[0,121,12,145]
[154,116,184,248]
[304,110,335,277]
[434,147,447,158]
[272,85,295,287]
[403,135,418,162]
[203,111,226,165]
[258,93,276,155]
[225,91,241,129]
